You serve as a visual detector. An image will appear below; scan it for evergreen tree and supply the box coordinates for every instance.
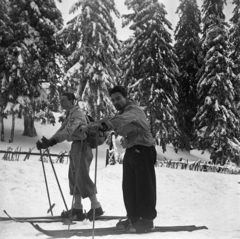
[0,0,12,99]
[0,0,64,137]
[0,0,14,141]
[229,0,240,102]
[193,0,240,165]
[57,0,121,119]
[121,0,179,151]
[174,0,202,151]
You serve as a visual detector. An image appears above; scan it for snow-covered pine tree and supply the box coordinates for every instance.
[1,0,64,137]
[229,0,240,103]
[174,0,202,151]
[228,0,240,166]
[193,0,240,165]
[121,0,179,151]
[229,0,240,74]
[0,0,14,141]
[57,0,121,119]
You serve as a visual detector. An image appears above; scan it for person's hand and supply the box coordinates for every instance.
[89,122,102,134]
[36,140,46,150]
[120,137,128,148]
[41,136,57,148]
[101,121,112,131]
[79,125,89,133]
[89,121,113,133]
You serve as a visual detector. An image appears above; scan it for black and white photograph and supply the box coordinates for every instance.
[0,0,239,239]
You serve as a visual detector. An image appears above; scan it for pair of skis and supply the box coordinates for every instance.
[31,223,208,238]
[1,210,208,238]
[1,210,125,223]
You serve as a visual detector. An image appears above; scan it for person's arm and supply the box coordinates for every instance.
[51,110,87,143]
[87,107,148,137]
[106,109,148,136]
[36,120,66,150]
[110,111,138,129]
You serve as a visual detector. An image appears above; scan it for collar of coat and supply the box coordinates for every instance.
[118,100,139,114]
[65,105,79,118]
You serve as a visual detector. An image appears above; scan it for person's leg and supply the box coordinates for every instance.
[136,146,157,220]
[89,194,101,209]
[116,147,139,230]
[74,141,95,198]
[69,142,86,210]
[87,194,103,219]
[68,169,83,210]
[61,143,84,219]
[128,145,157,232]
[68,141,84,199]
[73,195,83,209]
[75,142,103,217]
[68,144,75,196]
[134,145,157,220]
[122,147,139,221]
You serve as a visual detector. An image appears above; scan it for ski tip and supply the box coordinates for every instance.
[191,225,208,231]
[3,210,9,217]
[196,225,208,230]
[30,222,39,229]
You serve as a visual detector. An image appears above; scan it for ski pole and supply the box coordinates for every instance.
[46,148,69,213]
[68,139,84,229]
[92,132,99,239]
[39,148,54,216]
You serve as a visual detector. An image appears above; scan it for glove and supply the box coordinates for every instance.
[79,125,89,133]
[100,121,113,132]
[41,136,57,148]
[36,140,46,150]
[89,121,112,133]
[89,122,102,134]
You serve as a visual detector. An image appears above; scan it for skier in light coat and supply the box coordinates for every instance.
[36,92,103,220]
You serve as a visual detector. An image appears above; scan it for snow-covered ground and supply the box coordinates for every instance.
[0,115,240,239]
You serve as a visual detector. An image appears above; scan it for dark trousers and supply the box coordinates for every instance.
[122,145,157,220]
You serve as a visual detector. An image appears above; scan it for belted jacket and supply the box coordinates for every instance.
[51,105,87,143]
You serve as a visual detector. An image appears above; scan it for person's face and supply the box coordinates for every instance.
[60,96,73,111]
[110,92,127,111]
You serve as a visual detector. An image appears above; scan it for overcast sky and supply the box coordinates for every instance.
[56,0,235,41]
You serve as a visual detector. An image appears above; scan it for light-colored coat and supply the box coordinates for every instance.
[109,101,155,148]
[50,105,95,198]
[51,105,87,142]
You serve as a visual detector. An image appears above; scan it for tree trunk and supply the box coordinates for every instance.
[9,111,15,143]
[184,135,190,152]
[18,106,22,119]
[149,107,156,138]
[0,109,4,142]
[22,110,37,137]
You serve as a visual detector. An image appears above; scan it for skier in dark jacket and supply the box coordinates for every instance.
[81,86,157,232]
